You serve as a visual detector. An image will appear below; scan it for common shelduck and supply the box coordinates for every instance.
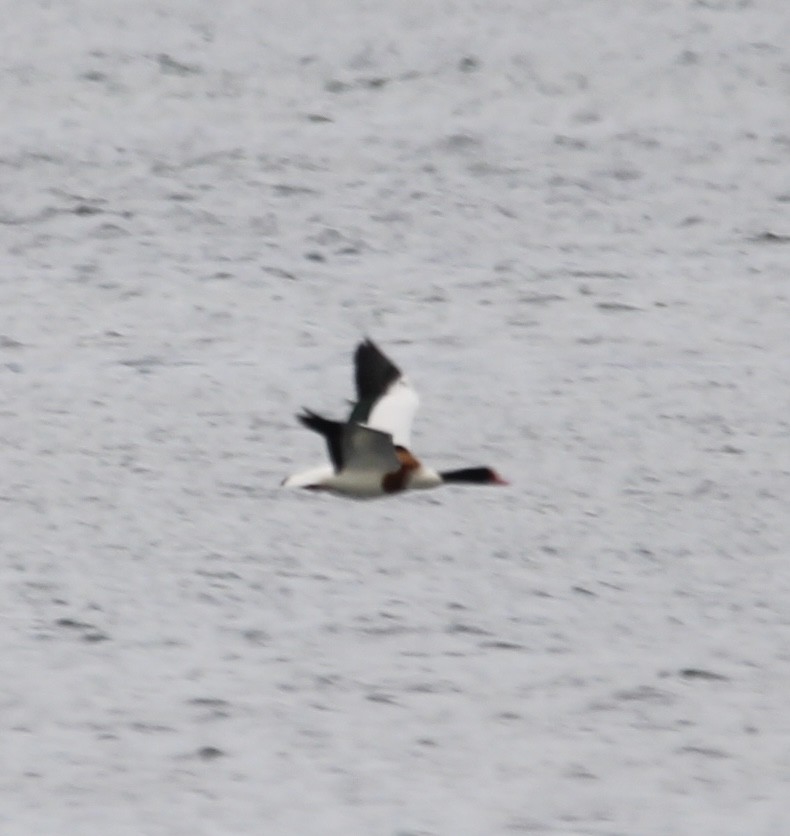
[282,339,508,499]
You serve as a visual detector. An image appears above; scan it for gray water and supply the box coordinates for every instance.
[2,1,789,833]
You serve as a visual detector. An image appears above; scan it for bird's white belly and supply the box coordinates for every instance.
[325,469,388,498]
[282,463,442,499]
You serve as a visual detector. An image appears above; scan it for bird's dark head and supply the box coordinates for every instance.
[440,466,509,486]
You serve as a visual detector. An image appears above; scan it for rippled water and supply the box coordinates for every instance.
[2,2,789,833]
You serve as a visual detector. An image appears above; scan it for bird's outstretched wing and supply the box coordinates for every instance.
[350,339,420,448]
[297,410,344,471]
[341,422,401,474]
[296,409,400,475]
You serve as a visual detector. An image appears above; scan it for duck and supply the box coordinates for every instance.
[282,339,507,499]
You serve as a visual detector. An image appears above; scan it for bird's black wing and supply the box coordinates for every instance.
[350,338,402,424]
[297,410,345,471]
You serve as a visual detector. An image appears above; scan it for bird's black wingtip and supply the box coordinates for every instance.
[297,408,325,430]
[354,337,379,362]
[296,409,344,471]
[353,338,401,402]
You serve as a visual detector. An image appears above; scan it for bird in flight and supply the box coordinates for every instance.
[282,339,508,499]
